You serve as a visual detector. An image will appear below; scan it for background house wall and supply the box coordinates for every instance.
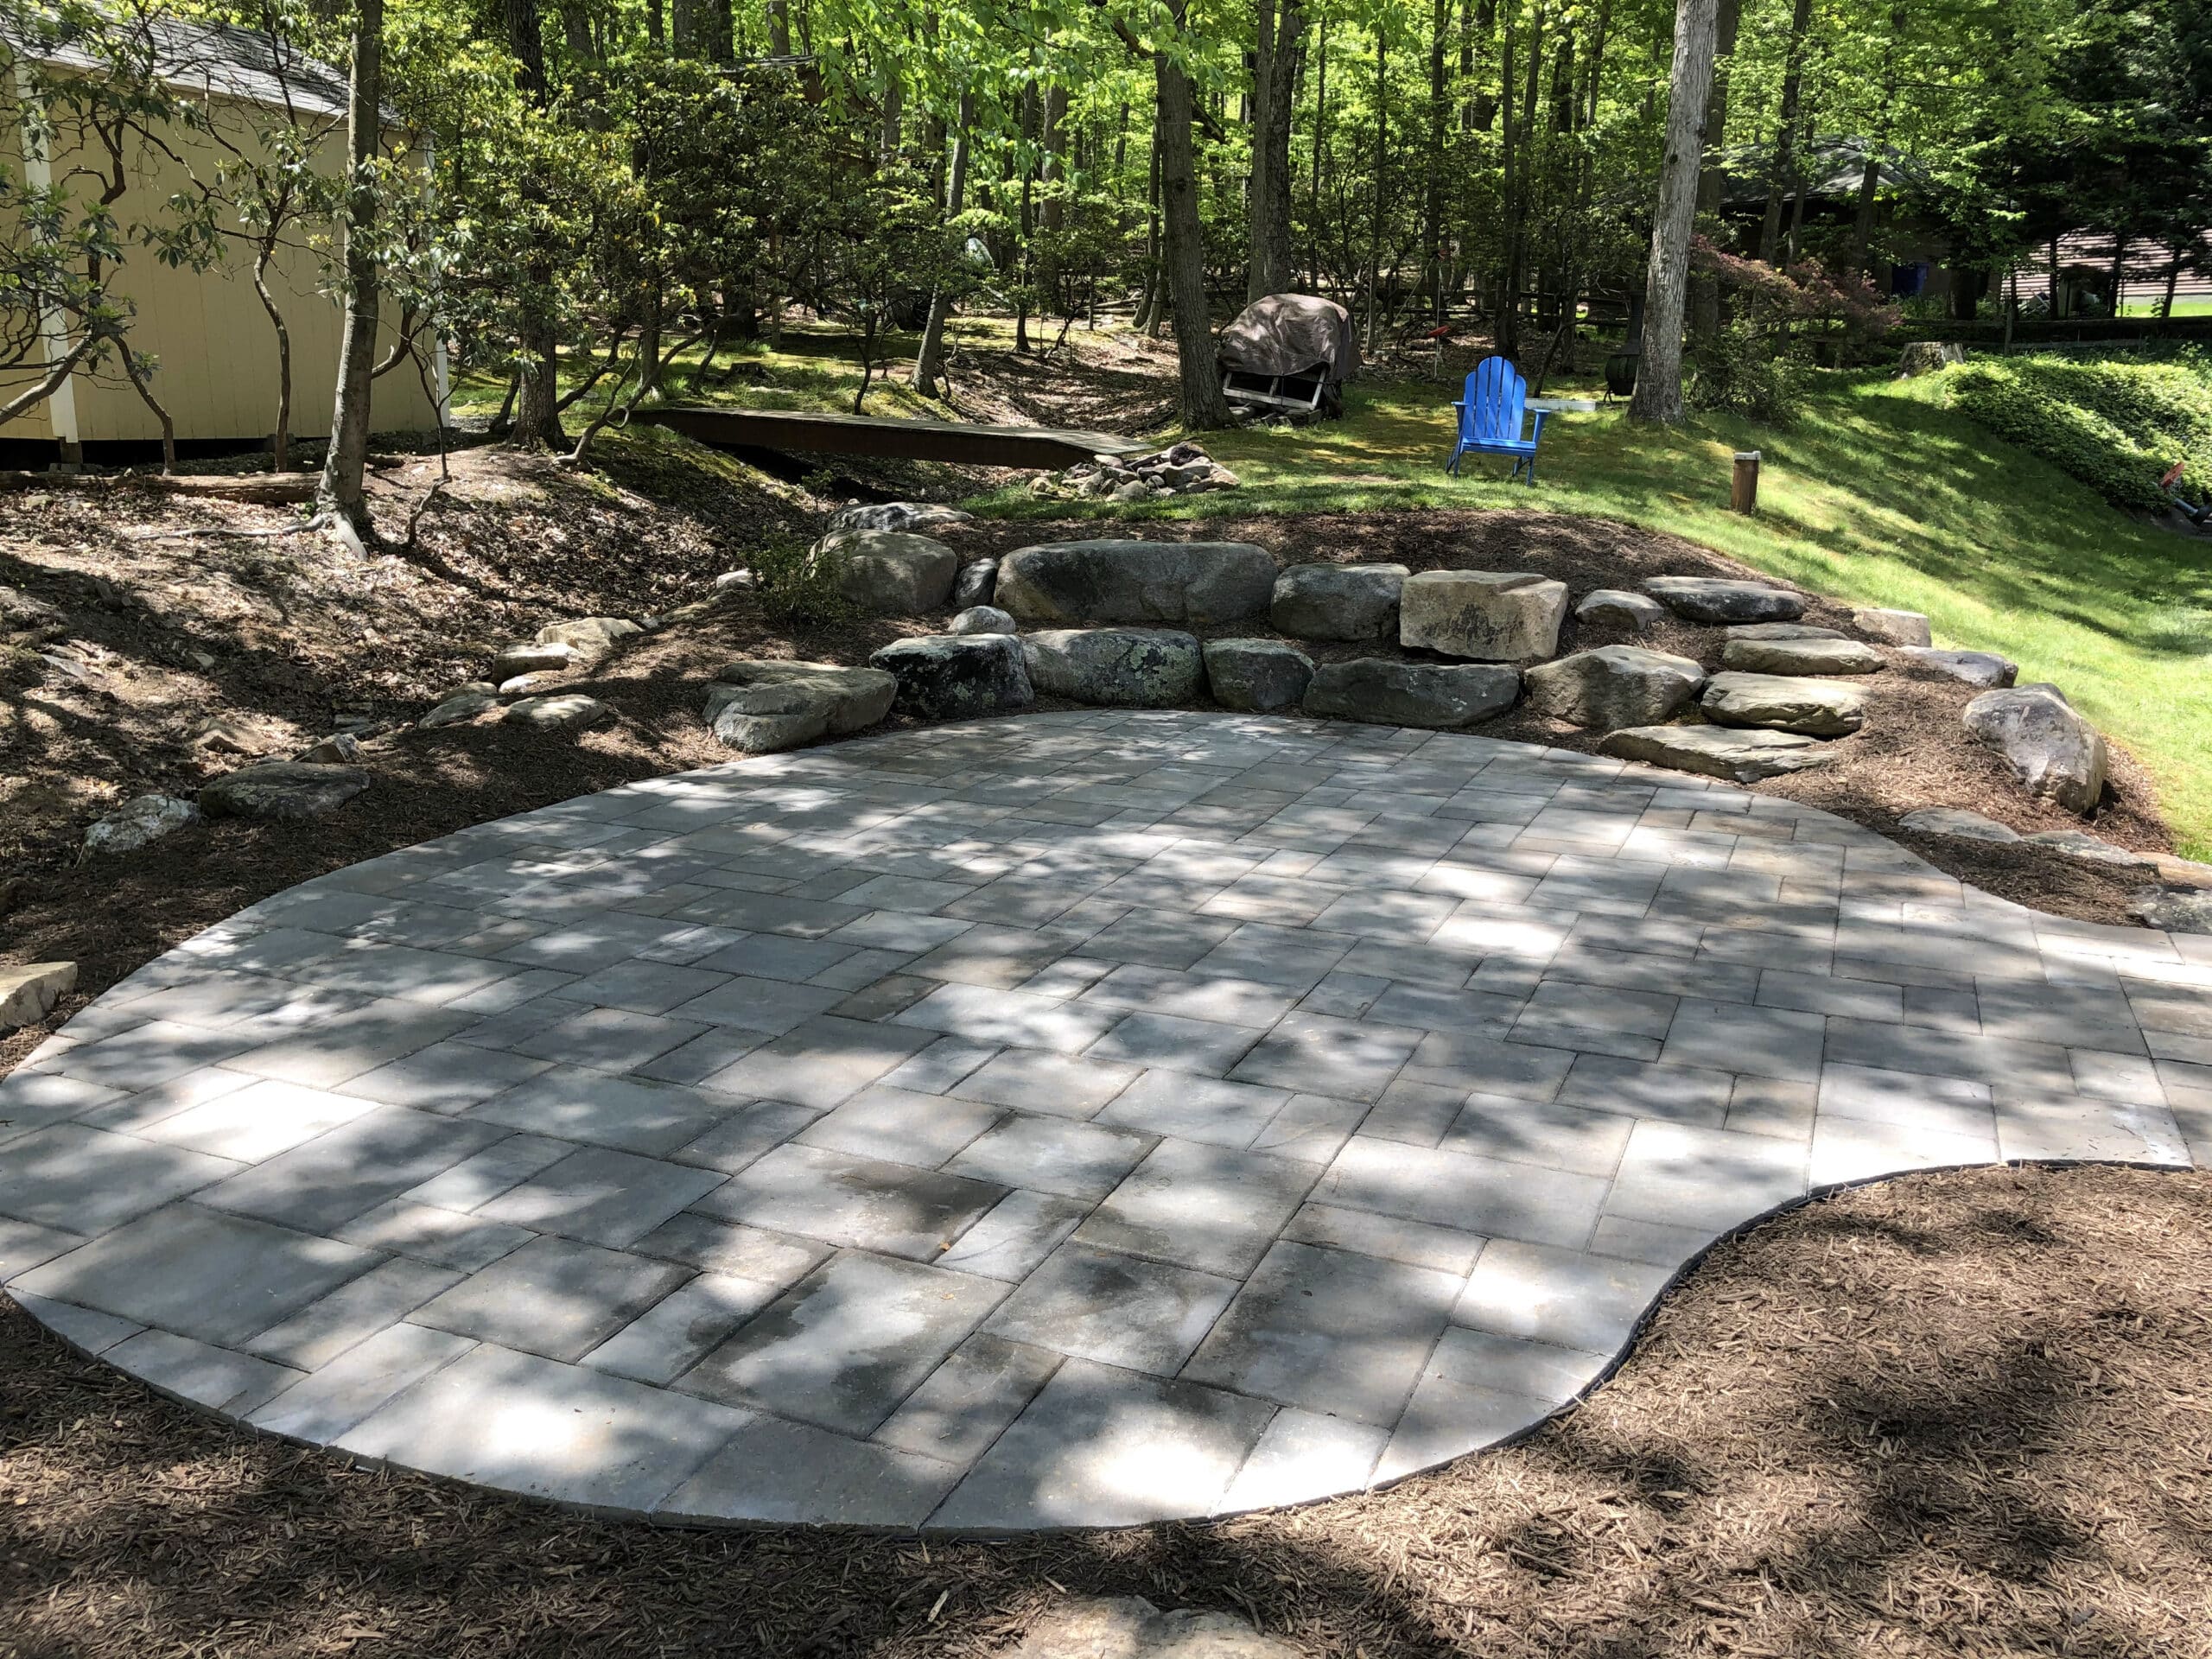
[0,67,441,448]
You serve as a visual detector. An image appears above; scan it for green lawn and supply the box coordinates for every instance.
[447,319,1015,424]
[973,371,2212,857]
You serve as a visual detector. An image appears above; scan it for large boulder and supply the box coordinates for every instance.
[0,962,75,1033]
[200,761,371,820]
[1720,635,1885,676]
[819,530,958,614]
[1203,639,1313,712]
[1900,807,2020,842]
[950,606,1017,635]
[2130,887,2212,934]
[1962,683,2107,815]
[994,539,1276,626]
[1522,645,1706,731]
[825,501,974,536]
[505,693,611,733]
[1399,570,1568,661]
[1701,671,1867,735]
[491,641,577,679]
[1853,607,1933,647]
[1269,563,1411,641]
[1898,646,2018,688]
[1599,725,1834,783]
[952,559,1001,609]
[2022,830,2158,870]
[870,634,1034,719]
[705,661,896,752]
[1575,588,1666,632]
[1642,576,1806,624]
[1020,628,1205,708]
[84,793,200,855]
[1304,658,1519,729]
[418,688,498,729]
[534,616,641,664]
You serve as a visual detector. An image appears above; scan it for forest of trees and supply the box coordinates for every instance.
[3,0,2210,507]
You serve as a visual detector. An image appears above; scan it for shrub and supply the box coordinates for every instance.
[1686,321,1805,423]
[748,534,855,623]
[1948,355,2212,511]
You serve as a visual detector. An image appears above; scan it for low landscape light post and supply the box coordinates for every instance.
[1732,448,1761,513]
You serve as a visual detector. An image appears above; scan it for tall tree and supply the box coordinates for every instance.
[505,0,566,447]
[1629,0,1718,423]
[1157,0,1232,425]
[1757,0,1814,263]
[912,90,973,396]
[1688,0,1738,337]
[1248,0,1306,298]
[318,0,384,540]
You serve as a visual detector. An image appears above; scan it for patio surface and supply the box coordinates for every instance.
[2,710,2206,1530]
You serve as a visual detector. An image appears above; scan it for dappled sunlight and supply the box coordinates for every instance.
[990,370,2212,851]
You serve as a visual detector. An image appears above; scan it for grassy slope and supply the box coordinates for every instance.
[975,371,2212,857]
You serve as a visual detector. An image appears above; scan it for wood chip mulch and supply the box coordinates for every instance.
[5,1161,2209,1658]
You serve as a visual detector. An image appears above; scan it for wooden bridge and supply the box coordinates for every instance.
[631,405,1149,469]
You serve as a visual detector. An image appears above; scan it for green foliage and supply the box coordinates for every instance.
[1686,321,1806,424]
[1948,355,2212,511]
[747,533,855,625]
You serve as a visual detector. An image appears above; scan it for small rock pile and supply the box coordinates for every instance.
[1037,442,1240,503]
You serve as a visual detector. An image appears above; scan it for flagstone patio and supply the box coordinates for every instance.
[3,710,2205,1529]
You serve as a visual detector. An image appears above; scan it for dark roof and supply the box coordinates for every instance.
[1717,136,1937,208]
[17,11,355,121]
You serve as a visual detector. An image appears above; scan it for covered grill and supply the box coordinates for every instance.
[1216,292,1359,419]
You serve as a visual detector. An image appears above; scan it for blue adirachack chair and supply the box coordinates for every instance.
[1447,355,1548,485]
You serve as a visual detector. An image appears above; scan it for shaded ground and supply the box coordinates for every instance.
[3,1162,2209,1657]
[3,474,2191,1082]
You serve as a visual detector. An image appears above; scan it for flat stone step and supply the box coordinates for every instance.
[1719,636,1885,676]
[1701,671,1868,735]
[1641,575,1807,624]
[1599,722,1834,781]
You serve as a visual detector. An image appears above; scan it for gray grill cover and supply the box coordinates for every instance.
[1217,293,1360,385]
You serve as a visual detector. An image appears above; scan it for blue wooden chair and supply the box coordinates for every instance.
[1447,355,1548,485]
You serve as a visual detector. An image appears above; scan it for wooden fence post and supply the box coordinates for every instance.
[1732,449,1760,513]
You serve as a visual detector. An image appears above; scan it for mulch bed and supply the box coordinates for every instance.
[3,1162,2209,1657]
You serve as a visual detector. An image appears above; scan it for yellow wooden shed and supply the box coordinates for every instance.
[0,15,443,460]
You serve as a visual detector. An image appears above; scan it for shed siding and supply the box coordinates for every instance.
[0,80,438,445]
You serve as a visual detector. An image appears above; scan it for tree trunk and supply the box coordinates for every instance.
[766,0,791,55]
[1156,24,1232,428]
[1757,0,1811,263]
[1423,0,1446,315]
[913,91,973,395]
[318,0,382,532]
[1247,0,1304,300]
[1310,13,1328,289]
[1364,21,1385,353]
[1496,8,1517,353]
[879,65,903,164]
[1136,111,1163,330]
[1628,0,1718,425]
[506,0,564,448]
[251,238,293,472]
[1688,0,1738,337]
[1847,6,1904,278]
